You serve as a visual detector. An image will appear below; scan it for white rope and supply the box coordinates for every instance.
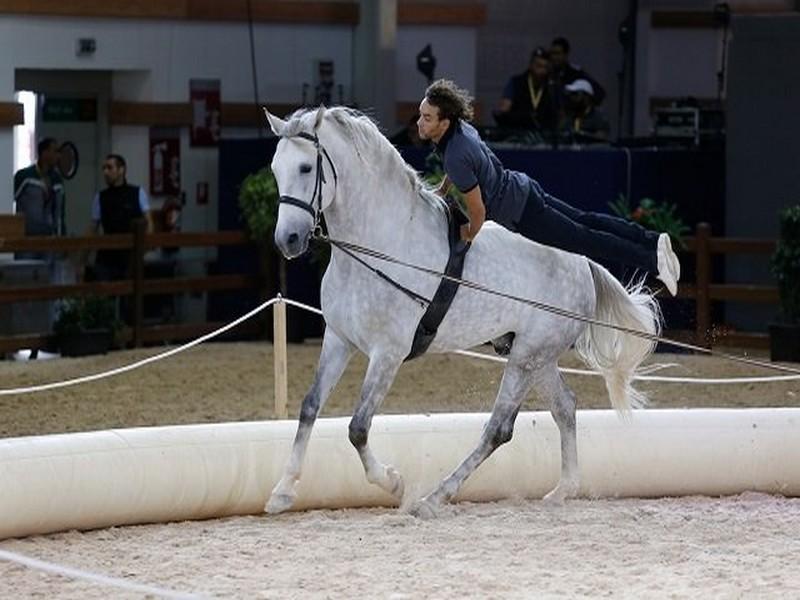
[282,298,800,385]
[0,298,279,396]
[454,349,800,385]
[0,548,204,600]
[0,296,797,396]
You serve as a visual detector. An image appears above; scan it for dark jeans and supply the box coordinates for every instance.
[513,187,659,274]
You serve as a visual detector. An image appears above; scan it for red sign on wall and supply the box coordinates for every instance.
[149,127,181,197]
[190,79,221,147]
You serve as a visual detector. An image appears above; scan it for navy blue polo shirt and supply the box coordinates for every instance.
[435,120,532,227]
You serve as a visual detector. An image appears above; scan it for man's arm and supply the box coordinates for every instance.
[138,188,154,234]
[497,77,515,113]
[460,185,486,242]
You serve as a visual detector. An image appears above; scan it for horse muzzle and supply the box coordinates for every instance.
[274,225,311,259]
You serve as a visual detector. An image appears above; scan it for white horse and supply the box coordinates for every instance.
[264,106,661,517]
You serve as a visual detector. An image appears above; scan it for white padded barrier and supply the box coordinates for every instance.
[1,408,799,540]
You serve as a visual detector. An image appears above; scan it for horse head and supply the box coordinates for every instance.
[266,106,336,259]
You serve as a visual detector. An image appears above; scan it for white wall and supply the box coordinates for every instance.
[0,15,355,225]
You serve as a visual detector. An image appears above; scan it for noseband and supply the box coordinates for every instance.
[277,131,338,236]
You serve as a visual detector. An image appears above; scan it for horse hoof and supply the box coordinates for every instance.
[542,483,578,506]
[386,466,405,501]
[407,499,440,520]
[265,493,295,515]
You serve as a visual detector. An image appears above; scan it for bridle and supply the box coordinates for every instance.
[277,131,338,237]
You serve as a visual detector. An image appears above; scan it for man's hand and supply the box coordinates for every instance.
[460,223,475,242]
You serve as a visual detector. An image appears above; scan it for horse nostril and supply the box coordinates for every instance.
[287,233,299,245]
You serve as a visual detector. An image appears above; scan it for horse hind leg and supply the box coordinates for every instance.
[537,364,580,505]
[266,330,354,514]
[409,358,534,518]
[349,353,406,502]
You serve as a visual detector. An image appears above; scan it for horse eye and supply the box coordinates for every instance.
[299,164,312,174]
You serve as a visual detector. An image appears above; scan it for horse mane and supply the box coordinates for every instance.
[283,107,445,215]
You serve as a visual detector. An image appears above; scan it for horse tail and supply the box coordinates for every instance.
[575,260,662,418]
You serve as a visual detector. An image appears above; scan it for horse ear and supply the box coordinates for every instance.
[263,108,287,136]
[313,105,327,131]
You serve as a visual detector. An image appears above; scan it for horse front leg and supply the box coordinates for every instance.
[409,359,534,518]
[266,329,354,514]
[349,352,405,502]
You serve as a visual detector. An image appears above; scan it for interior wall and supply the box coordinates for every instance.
[0,15,354,224]
[725,14,800,329]
[476,0,629,130]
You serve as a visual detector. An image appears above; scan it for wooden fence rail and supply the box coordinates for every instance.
[677,222,777,349]
[0,221,261,354]
[0,220,781,354]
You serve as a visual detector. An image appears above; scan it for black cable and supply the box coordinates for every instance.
[246,0,263,138]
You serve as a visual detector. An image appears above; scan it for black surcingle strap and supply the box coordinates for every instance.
[405,199,471,361]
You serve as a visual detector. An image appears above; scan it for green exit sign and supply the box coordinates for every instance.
[42,98,97,122]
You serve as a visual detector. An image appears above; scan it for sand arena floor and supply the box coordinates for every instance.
[1,342,799,598]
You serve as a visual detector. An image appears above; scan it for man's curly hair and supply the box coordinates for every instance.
[424,79,474,123]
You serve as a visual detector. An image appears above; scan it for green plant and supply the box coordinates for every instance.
[53,296,120,336]
[422,151,463,204]
[238,167,279,242]
[771,205,800,324]
[609,194,690,248]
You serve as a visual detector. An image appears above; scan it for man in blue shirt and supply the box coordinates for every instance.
[416,79,680,295]
[89,154,152,281]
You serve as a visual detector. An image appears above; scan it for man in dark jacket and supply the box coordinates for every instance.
[495,46,559,133]
[89,154,153,281]
[13,138,66,259]
[549,37,606,111]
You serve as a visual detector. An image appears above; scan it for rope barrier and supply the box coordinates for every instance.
[0,295,797,398]
[282,298,800,385]
[0,298,279,396]
[0,548,204,600]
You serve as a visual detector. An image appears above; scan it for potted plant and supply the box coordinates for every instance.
[239,166,329,342]
[770,205,800,362]
[238,166,284,296]
[54,296,120,357]
[609,194,690,248]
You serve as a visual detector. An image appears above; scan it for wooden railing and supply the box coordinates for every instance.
[675,222,777,349]
[0,220,780,353]
[0,221,262,353]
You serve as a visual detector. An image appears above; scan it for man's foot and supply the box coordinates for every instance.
[657,233,679,296]
[666,235,681,281]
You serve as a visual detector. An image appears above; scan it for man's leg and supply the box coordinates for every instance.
[542,192,659,249]
[515,196,658,274]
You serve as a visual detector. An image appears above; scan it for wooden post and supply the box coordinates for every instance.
[132,218,146,348]
[273,295,289,419]
[695,222,712,348]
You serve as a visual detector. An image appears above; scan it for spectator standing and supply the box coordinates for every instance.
[13,137,66,259]
[89,154,153,281]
